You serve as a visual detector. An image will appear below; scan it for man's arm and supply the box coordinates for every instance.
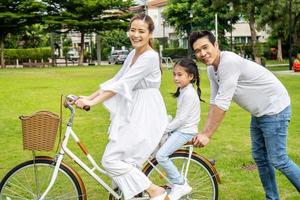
[193,104,226,146]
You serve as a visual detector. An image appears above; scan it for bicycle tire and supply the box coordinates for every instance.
[0,157,86,200]
[108,151,219,200]
[143,151,219,200]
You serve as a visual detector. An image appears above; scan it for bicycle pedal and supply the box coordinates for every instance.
[209,159,216,165]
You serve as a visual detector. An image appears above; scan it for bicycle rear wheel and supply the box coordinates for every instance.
[143,151,219,200]
[0,158,86,200]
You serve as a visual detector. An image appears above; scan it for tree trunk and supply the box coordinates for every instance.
[248,6,260,64]
[0,34,6,68]
[96,34,101,65]
[50,32,56,67]
[277,38,283,61]
[79,31,85,66]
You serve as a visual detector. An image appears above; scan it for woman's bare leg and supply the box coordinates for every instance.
[146,184,165,198]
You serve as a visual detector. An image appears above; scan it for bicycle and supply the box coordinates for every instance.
[0,94,220,200]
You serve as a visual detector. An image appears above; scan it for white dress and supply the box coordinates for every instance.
[100,49,168,199]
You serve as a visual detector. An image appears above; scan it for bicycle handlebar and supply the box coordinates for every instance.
[64,94,90,111]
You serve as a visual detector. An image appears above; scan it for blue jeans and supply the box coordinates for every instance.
[156,131,195,185]
[250,105,300,200]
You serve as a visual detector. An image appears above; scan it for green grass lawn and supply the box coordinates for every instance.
[0,66,299,199]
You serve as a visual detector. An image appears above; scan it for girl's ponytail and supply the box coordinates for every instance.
[195,73,205,102]
[172,87,180,98]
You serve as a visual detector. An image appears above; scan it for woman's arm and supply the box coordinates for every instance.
[75,90,116,108]
[80,90,101,100]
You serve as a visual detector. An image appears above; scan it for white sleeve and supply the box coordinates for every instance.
[214,59,241,111]
[207,67,218,105]
[165,92,196,132]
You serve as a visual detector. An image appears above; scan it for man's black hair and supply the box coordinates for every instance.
[189,30,216,51]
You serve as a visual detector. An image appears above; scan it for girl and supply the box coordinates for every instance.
[75,14,169,200]
[156,58,202,200]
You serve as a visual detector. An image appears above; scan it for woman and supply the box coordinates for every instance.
[75,14,169,200]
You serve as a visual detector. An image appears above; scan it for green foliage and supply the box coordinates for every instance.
[291,45,300,57]
[4,24,49,48]
[44,0,134,33]
[62,46,71,57]
[0,0,45,37]
[163,0,237,49]
[0,0,46,67]
[163,48,188,59]
[234,43,272,59]
[4,48,51,64]
[258,0,300,44]
[169,39,180,48]
[99,29,131,60]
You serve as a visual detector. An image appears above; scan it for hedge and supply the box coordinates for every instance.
[162,48,188,59]
[4,48,52,64]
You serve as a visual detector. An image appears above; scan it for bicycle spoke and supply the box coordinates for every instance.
[0,160,83,200]
[144,153,218,200]
[8,176,36,197]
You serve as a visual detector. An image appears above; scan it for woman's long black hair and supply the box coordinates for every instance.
[172,58,204,102]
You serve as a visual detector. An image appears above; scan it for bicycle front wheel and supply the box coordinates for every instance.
[0,158,85,200]
[143,151,219,200]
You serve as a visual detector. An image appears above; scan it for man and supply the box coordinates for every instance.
[190,30,300,199]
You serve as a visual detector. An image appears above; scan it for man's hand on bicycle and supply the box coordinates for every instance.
[193,133,210,147]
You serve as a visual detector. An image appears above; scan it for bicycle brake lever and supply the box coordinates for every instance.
[66,94,79,102]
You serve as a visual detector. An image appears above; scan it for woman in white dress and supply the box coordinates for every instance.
[75,14,169,200]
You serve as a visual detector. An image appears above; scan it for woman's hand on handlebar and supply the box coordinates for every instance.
[75,98,91,111]
[79,95,91,100]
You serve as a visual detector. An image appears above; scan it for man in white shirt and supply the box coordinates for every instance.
[189,30,300,199]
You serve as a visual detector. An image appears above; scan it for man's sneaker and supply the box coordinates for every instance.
[168,181,192,200]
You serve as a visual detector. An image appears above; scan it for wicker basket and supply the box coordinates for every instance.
[20,111,60,151]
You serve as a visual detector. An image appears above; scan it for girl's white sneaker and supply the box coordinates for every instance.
[168,181,192,200]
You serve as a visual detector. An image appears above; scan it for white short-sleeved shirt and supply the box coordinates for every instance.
[207,51,290,117]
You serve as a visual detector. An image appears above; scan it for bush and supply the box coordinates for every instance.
[291,45,300,56]
[162,48,188,59]
[4,48,51,64]
[234,43,272,59]
[169,40,179,48]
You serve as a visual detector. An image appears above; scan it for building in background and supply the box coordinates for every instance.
[225,21,270,44]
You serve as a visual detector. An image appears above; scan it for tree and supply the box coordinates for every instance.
[256,0,287,61]
[100,29,131,59]
[44,0,134,65]
[0,0,45,67]
[258,0,300,61]
[224,0,264,63]
[163,0,236,54]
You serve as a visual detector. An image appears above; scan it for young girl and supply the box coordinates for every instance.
[156,58,202,200]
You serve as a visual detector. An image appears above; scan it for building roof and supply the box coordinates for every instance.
[147,0,167,8]
[129,5,145,12]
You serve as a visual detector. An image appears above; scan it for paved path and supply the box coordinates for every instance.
[273,70,300,76]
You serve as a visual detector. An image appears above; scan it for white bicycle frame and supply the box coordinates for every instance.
[38,98,194,200]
